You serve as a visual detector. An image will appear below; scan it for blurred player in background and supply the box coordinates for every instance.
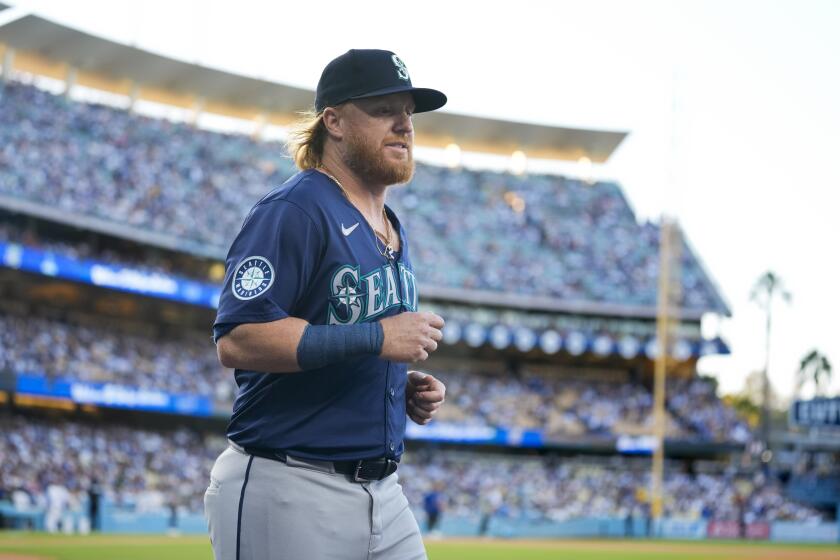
[44,479,69,534]
[423,482,445,536]
[87,477,102,532]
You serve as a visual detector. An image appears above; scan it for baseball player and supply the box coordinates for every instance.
[204,49,448,560]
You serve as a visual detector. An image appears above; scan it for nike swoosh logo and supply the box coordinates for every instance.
[341,222,359,236]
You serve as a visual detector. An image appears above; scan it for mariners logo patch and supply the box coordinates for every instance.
[392,55,410,81]
[232,256,275,300]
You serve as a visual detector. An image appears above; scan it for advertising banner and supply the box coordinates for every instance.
[15,374,212,417]
[790,397,840,428]
[707,520,741,539]
[659,519,707,539]
[745,522,770,540]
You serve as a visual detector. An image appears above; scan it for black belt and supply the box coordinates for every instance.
[243,447,398,482]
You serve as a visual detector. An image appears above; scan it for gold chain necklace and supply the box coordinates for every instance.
[318,168,397,261]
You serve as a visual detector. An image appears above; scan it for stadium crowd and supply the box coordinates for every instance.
[0,310,231,401]
[0,81,724,311]
[0,416,820,525]
[399,450,825,524]
[0,306,746,442]
[0,415,221,516]
[667,378,752,441]
[433,370,750,443]
[0,220,196,281]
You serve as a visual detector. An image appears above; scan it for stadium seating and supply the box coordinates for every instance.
[0,221,188,280]
[0,416,819,523]
[0,81,724,312]
[0,415,223,513]
[438,368,750,442]
[667,378,752,441]
[0,306,746,442]
[0,310,230,400]
[430,368,744,441]
[399,449,825,523]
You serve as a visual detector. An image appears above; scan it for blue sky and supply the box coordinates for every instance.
[10,0,840,399]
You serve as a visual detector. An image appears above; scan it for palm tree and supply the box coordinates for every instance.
[750,271,791,449]
[796,349,833,398]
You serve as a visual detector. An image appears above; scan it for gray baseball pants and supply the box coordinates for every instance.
[204,443,427,560]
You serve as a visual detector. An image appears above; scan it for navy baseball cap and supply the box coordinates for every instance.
[315,49,447,113]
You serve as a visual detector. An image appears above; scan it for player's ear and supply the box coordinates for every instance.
[321,106,344,141]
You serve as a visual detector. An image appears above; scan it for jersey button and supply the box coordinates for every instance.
[389,387,395,397]
[389,442,395,452]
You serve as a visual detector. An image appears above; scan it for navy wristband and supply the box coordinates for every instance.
[296,322,385,370]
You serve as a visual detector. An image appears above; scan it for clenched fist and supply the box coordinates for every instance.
[378,312,444,363]
[406,371,446,425]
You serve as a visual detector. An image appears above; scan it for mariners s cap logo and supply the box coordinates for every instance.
[232,256,275,300]
[391,55,410,82]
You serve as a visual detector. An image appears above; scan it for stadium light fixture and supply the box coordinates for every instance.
[209,262,225,282]
[578,156,594,185]
[252,113,268,141]
[510,150,527,175]
[1,47,14,82]
[127,82,140,113]
[191,96,206,126]
[64,66,77,98]
[444,143,461,168]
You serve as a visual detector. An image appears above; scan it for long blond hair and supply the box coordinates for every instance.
[286,110,327,170]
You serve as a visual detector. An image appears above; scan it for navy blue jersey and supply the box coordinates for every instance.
[213,169,419,462]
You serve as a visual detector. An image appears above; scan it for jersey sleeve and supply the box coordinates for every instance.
[213,200,322,342]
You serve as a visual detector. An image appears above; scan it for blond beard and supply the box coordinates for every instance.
[344,129,414,187]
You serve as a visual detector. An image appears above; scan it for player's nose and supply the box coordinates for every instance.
[393,110,413,136]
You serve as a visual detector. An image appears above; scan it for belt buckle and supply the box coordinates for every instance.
[353,460,368,482]
[353,459,395,482]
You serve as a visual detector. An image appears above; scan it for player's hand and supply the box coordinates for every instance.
[378,312,444,363]
[406,370,446,425]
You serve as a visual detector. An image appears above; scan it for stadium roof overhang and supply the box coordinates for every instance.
[0,11,627,162]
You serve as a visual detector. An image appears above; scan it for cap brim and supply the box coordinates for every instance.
[349,85,447,113]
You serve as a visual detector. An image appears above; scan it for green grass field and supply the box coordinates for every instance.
[0,533,838,560]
